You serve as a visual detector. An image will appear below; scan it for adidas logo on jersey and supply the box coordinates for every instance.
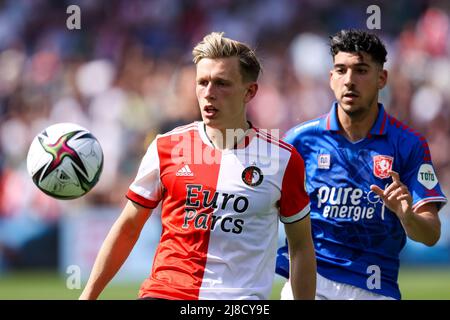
[176,164,194,176]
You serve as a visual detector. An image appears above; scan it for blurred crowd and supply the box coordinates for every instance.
[0,0,449,270]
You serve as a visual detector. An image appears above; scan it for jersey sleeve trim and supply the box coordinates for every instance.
[412,197,448,211]
[280,204,310,224]
[126,189,160,209]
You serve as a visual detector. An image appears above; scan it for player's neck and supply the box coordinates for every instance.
[204,120,250,150]
[338,103,379,142]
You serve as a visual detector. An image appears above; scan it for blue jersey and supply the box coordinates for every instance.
[276,103,447,299]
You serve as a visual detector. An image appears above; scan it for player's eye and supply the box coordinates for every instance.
[335,68,345,75]
[198,80,208,86]
[215,80,228,86]
[357,68,368,74]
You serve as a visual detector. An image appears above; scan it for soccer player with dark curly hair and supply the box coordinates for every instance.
[276,29,447,300]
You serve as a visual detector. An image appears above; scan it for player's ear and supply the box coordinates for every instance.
[329,70,335,91]
[378,68,387,89]
[244,82,258,103]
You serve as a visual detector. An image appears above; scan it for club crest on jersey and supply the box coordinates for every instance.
[242,166,263,187]
[373,155,393,179]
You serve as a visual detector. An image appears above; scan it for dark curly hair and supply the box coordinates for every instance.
[329,29,387,66]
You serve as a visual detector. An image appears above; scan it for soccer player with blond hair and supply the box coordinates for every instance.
[80,32,316,300]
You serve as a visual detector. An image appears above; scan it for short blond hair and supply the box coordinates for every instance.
[192,32,261,82]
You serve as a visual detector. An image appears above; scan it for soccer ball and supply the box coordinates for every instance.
[26,123,104,200]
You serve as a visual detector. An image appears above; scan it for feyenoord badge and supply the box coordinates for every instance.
[373,155,393,179]
[242,166,263,186]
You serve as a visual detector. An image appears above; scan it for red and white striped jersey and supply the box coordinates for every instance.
[126,121,310,300]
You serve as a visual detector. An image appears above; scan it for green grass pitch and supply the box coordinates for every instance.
[0,267,448,300]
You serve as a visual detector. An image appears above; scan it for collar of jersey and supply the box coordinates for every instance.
[197,121,255,150]
[323,102,388,136]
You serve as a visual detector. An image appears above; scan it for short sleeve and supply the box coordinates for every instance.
[401,138,447,211]
[279,149,311,223]
[126,137,163,209]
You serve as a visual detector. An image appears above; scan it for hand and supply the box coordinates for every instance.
[370,170,413,222]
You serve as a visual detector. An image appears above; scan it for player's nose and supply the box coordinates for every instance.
[343,69,355,87]
[204,83,216,100]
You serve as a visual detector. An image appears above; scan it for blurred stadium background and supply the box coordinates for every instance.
[0,0,449,300]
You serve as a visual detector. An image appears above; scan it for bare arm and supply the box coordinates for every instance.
[370,170,441,246]
[79,200,152,299]
[285,215,316,300]
[399,203,440,246]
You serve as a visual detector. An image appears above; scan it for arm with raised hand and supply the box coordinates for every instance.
[370,170,440,246]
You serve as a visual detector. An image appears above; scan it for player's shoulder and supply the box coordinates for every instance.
[158,122,199,138]
[283,115,326,143]
[254,127,293,153]
[383,114,434,162]
[385,114,427,145]
[151,122,199,152]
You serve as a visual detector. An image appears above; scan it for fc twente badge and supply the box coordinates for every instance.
[373,155,393,179]
[242,166,263,186]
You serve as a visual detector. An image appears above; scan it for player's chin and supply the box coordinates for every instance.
[339,99,360,110]
[203,118,226,131]
[340,96,358,106]
[202,114,219,124]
